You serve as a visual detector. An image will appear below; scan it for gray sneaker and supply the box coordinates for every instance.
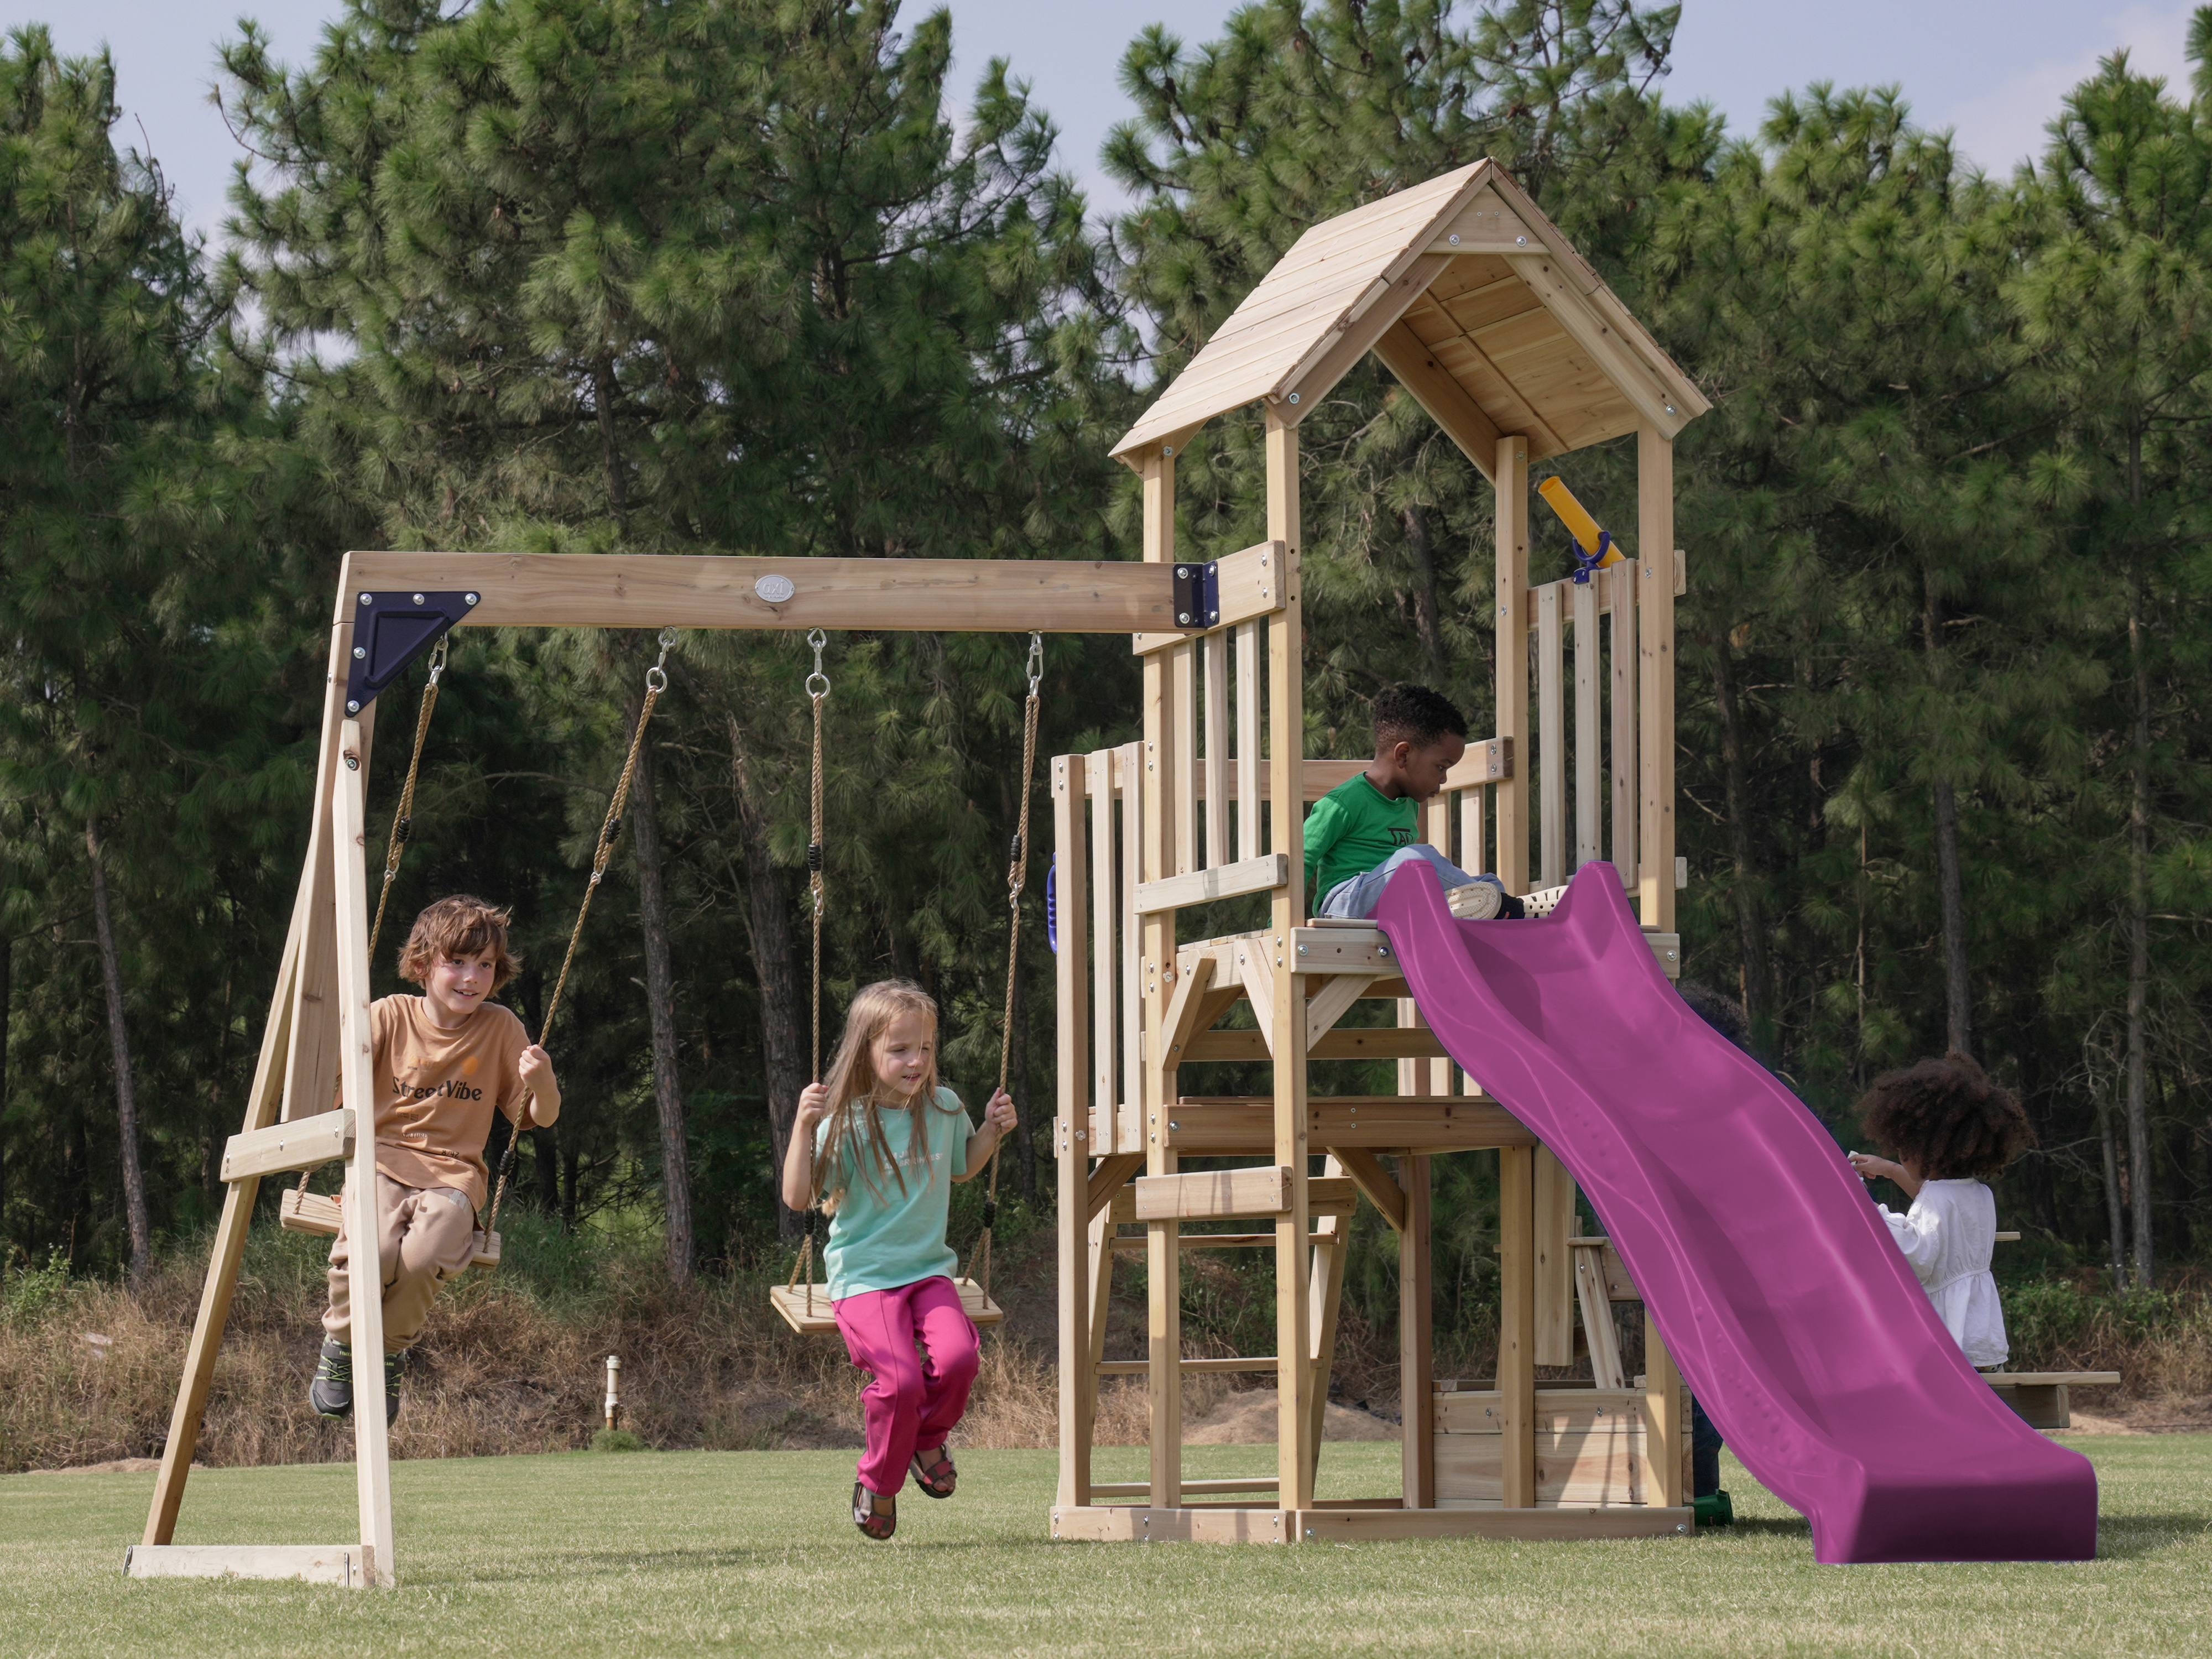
[308,1338,399,1425]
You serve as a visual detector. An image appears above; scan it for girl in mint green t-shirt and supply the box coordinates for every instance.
[779,979,1016,1541]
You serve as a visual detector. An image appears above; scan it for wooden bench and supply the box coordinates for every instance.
[1982,1371,2122,1431]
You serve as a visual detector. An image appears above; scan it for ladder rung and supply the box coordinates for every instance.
[1108,1232,1326,1251]
[1089,1478,1280,1497]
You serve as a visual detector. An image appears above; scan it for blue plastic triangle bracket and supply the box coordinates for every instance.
[342,589,481,715]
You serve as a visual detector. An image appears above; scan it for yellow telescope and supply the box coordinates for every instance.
[1537,476,1626,571]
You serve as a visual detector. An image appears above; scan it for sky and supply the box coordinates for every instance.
[13,0,2205,247]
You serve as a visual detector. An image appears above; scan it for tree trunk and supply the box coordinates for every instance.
[2100,1097,2128,1291]
[85,817,152,1285]
[729,716,809,1243]
[1707,625,1771,1037]
[594,354,629,534]
[2125,551,2155,1288]
[627,706,693,1287]
[1921,563,1971,1056]
[1398,504,1448,682]
[0,928,9,1237]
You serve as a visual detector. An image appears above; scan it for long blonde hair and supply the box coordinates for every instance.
[811,979,962,1209]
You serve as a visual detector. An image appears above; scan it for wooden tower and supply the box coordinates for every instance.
[1049,160,1711,1542]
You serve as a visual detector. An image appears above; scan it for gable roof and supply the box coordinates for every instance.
[1112,160,1708,476]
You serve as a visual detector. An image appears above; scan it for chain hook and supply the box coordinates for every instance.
[426,635,448,686]
[646,626,676,694]
[1025,631,1044,697]
[806,628,831,699]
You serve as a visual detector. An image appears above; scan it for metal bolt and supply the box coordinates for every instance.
[1177,565,1191,578]
[412,592,425,604]
[353,645,366,659]
[1162,444,1173,456]
[1287,392,1300,404]
[358,593,373,606]
[1515,235,1527,245]
[1298,945,1308,954]
[465,592,479,604]
[1178,612,1191,625]
[1448,232,1460,246]
[346,700,360,713]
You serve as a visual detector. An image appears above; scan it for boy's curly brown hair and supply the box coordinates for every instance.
[1856,1051,2034,1181]
[398,894,519,992]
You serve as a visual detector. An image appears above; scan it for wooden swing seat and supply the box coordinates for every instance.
[279,1187,502,1270]
[769,1275,1002,1336]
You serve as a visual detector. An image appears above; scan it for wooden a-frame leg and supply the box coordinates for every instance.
[334,719,396,1586]
[142,904,305,1547]
[1055,1121,1089,1507]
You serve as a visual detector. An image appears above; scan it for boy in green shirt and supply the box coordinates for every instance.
[1306,684,1525,922]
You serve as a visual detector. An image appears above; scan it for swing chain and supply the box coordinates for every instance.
[806,630,830,1080]
[487,627,679,1241]
[965,634,1044,1301]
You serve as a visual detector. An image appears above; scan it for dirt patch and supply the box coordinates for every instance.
[1182,1392,1400,1444]
[54,1457,204,1473]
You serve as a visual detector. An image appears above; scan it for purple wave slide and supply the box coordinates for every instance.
[1373,859,2097,1563]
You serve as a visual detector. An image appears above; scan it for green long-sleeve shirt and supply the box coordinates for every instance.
[1303,773,1417,904]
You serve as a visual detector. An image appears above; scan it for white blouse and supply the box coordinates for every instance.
[1876,1178,2008,1368]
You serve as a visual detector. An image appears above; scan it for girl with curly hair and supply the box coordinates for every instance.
[1847,1052,2035,1369]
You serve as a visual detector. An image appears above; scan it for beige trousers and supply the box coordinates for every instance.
[322,1173,479,1353]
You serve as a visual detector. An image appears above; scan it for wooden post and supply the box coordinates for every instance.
[1265,408,1315,1513]
[1086,751,1117,1148]
[1637,424,1675,931]
[282,594,379,1121]
[1398,1155,1433,1508]
[1139,446,1181,1510]
[1643,1314,1686,1509]
[1053,754,1090,1507]
[1497,1145,1536,1508]
[1235,622,1260,862]
[1494,437,1531,895]
[1533,1147,1577,1367]
[332,719,395,1585]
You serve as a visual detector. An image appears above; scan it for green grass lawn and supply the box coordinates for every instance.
[4,1437,2209,1658]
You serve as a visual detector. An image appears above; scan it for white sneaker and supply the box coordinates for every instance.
[1446,881,1503,921]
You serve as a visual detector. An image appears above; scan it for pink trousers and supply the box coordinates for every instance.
[832,1275,979,1499]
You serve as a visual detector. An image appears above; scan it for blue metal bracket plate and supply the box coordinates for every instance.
[1170,561,1219,629]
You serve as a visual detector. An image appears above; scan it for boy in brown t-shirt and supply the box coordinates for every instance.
[311,894,561,1423]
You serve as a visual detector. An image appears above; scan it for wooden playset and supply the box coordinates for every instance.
[1046,159,1713,1543]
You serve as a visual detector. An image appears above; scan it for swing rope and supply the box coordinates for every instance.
[787,629,832,1315]
[963,632,1044,1301]
[484,628,677,1241]
[302,637,449,1201]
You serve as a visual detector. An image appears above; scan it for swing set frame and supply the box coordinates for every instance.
[131,553,1195,1588]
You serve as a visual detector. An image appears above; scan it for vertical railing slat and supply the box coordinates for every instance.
[1203,634,1229,868]
[1574,575,1601,870]
[1117,741,1142,1150]
[1086,749,1117,1151]
[1236,622,1261,860]
[1610,561,1639,883]
[1537,581,1565,888]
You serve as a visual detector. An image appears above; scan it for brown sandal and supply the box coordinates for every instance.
[852,1481,896,1540]
[910,1444,957,1500]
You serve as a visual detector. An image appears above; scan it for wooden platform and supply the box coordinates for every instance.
[768,1275,1003,1337]
[1050,1505,1693,1543]
[124,1543,372,1585]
